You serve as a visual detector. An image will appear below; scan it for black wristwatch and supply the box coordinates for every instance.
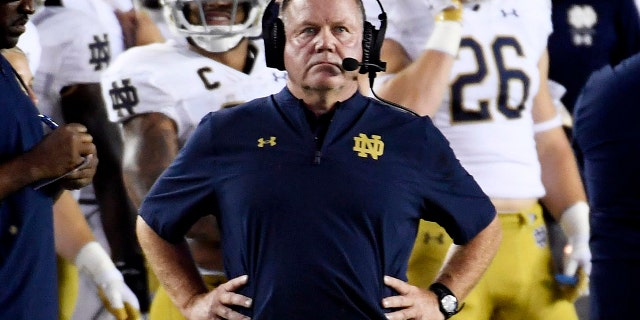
[429,282,461,319]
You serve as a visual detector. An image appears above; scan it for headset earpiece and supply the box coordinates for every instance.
[262,0,386,74]
[361,21,375,74]
[263,0,286,70]
[265,18,286,71]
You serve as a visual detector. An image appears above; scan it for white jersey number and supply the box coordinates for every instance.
[451,36,530,123]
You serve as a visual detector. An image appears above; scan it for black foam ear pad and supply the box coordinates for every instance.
[361,21,375,74]
[262,0,286,70]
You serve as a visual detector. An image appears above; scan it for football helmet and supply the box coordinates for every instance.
[162,0,267,52]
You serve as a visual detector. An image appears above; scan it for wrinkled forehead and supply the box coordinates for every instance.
[280,0,365,24]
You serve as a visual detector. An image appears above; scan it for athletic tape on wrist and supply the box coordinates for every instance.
[424,20,463,56]
[75,241,123,286]
[533,113,563,133]
[559,201,590,239]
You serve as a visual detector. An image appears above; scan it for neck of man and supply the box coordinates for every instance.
[289,81,358,116]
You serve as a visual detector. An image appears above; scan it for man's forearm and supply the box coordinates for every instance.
[434,216,502,300]
[0,156,37,200]
[136,216,208,310]
[536,127,587,220]
[53,190,96,261]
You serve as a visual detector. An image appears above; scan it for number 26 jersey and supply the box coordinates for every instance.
[386,0,552,199]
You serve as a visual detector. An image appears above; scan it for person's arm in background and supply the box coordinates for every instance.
[59,83,150,312]
[54,190,140,320]
[121,112,179,208]
[102,0,138,48]
[368,0,463,117]
[534,50,591,285]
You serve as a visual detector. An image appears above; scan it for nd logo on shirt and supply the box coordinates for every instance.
[255,134,384,160]
[353,133,384,160]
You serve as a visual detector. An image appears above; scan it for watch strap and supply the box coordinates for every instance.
[428,282,462,319]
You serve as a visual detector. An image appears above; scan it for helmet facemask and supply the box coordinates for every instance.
[162,0,266,52]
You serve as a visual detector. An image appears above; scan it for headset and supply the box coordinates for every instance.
[262,0,387,75]
[262,0,417,116]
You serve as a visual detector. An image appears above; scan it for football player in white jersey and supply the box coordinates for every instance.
[32,1,150,317]
[100,0,287,318]
[371,0,590,319]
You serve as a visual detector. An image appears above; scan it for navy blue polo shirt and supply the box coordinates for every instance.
[0,55,58,318]
[140,88,496,319]
[573,53,640,261]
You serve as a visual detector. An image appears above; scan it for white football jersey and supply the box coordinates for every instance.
[101,40,288,144]
[16,21,41,74]
[64,0,126,57]
[32,7,111,124]
[386,0,552,199]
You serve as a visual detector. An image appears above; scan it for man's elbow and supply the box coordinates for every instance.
[136,215,160,249]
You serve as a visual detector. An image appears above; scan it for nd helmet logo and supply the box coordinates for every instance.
[353,134,384,160]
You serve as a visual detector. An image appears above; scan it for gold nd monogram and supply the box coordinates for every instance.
[257,136,277,147]
[353,134,384,160]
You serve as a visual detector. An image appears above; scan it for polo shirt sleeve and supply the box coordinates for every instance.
[419,118,496,245]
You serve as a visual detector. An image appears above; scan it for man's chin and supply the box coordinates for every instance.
[304,77,345,91]
[2,38,19,50]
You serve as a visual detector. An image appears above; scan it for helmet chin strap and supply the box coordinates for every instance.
[188,34,245,53]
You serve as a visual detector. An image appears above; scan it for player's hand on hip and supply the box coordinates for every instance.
[185,275,252,320]
[382,275,443,320]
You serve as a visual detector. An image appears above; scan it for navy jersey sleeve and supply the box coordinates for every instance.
[139,113,220,243]
[419,118,496,245]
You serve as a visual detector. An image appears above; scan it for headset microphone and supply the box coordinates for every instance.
[342,58,361,72]
[341,58,386,73]
[342,58,418,117]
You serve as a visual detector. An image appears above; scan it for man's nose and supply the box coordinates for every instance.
[315,28,337,52]
[20,0,36,14]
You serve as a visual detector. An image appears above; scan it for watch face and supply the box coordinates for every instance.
[442,295,458,313]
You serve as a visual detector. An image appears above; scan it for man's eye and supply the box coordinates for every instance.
[302,28,317,35]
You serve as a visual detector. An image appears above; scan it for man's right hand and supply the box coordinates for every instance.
[183,275,252,320]
[28,123,98,189]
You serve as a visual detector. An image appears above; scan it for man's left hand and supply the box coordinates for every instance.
[382,276,443,320]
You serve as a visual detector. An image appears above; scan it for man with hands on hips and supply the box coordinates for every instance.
[136,0,501,319]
